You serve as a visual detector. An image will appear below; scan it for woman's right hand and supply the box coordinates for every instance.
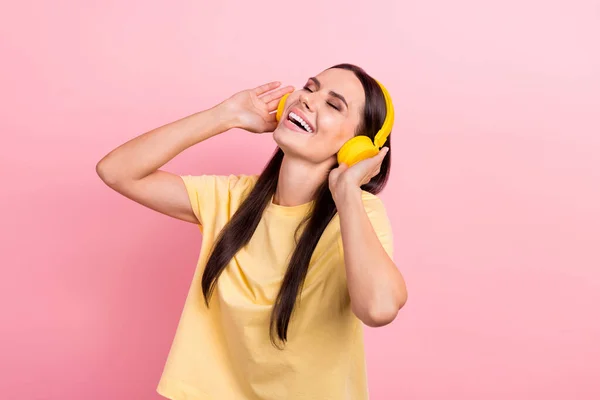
[219,81,295,134]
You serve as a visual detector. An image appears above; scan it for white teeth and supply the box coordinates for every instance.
[288,112,313,133]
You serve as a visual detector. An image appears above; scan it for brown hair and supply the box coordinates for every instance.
[201,63,392,347]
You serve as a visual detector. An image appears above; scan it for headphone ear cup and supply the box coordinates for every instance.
[337,136,379,167]
[276,94,290,122]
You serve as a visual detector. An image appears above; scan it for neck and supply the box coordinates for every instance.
[273,154,333,207]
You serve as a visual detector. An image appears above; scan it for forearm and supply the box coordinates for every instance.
[96,103,236,183]
[337,189,407,327]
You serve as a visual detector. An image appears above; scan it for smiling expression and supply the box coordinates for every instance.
[273,68,366,165]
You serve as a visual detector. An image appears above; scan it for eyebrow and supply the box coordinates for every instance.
[308,77,348,109]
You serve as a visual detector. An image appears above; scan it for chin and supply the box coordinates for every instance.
[272,127,286,149]
[273,125,336,164]
[273,125,308,150]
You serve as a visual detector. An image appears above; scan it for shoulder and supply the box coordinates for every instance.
[221,173,259,191]
[360,190,383,202]
[332,190,392,231]
[360,190,389,215]
[228,174,260,197]
[178,174,260,229]
[360,191,393,238]
[181,173,259,194]
[334,190,394,259]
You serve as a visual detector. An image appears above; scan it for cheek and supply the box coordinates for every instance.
[319,115,354,142]
[330,122,356,148]
[309,129,353,162]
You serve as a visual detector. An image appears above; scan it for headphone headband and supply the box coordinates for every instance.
[373,79,395,148]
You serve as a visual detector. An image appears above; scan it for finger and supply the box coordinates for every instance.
[368,166,380,179]
[338,163,349,172]
[370,147,389,167]
[329,164,345,180]
[262,85,295,106]
[355,148,387,170]
[266,90,293,111]
[371,152,386,174]
[377,147,389,160]
[266,99,281,112]
[373,166,382,177]
[265,112,277,123]
[253,81,281,96]
[330,163,348,183]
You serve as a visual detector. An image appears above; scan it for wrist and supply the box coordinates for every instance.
[212,102,240,131]
[334,185,362,213]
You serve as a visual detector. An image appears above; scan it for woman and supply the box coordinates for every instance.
[97,63,408,400]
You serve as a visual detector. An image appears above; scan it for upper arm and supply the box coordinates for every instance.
[362,194,394,259]
[100,169,200,224]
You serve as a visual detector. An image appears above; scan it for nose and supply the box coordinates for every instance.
[299,92,314,112]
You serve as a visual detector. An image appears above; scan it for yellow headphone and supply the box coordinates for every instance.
[275,80,394,167]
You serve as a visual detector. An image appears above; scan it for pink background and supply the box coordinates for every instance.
[1,1,599,399]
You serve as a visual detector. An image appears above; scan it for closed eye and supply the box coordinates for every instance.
[302,86,341,111]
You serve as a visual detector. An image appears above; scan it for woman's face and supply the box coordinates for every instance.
[273,68,366,165]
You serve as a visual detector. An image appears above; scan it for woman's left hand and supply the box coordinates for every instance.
[328,147,389,202]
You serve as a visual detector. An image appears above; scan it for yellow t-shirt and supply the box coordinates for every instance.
[157,174,394,400]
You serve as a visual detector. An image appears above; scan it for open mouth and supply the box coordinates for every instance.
[286,111,314,133]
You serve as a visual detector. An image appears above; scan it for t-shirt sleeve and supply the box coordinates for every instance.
[179,174,257,230]
[361,194,395,260]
